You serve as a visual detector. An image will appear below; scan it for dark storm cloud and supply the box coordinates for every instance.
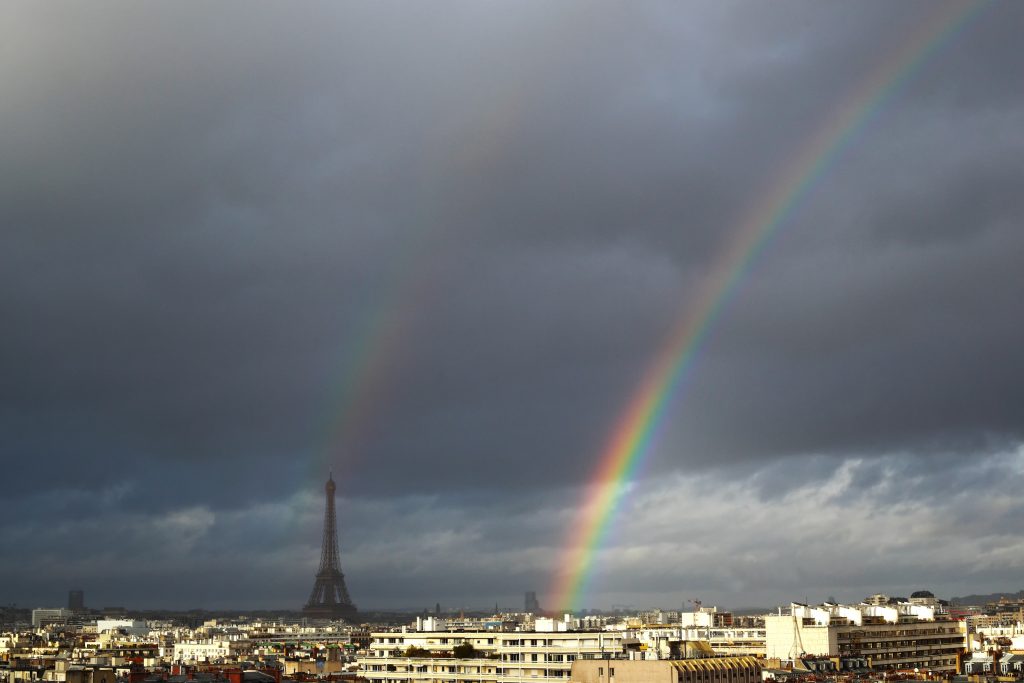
[2,0,1023,609]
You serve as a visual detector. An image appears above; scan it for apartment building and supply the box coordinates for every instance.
[360,629,624,683]
[32,609,74,628]
[626,627,765,658]
[571,657,761,683]
[765,603,966,672]
[173,640,249,663]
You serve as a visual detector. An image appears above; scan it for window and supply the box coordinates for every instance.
[599,668,604,676]
[609,668,615,676]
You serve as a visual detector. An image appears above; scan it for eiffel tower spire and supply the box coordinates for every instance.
[303,473,357,619]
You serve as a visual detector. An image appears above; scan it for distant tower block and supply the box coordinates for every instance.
[303,474,357,619]
[525,591,540,613]
[68,590,84,611]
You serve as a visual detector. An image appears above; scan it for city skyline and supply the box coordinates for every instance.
[3,0,1024,610]
[9,584,1012,616]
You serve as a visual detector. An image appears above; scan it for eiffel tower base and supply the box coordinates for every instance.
[303,569,357,619]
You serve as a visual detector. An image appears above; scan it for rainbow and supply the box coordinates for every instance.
[549,0,989,613]
[312,252,429,480]
[308,3,593,484]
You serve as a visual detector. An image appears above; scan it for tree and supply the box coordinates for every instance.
[405,646,431,658]
[453,642,477,659]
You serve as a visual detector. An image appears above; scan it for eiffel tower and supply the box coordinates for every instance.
[303,474,357,619]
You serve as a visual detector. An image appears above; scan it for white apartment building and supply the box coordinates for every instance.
[95,620,149,637]
[32,609,73,628]
[173,639,247,663]
[970,621,1024,651]
[626,626,765,658]
[360,629,623,683]
[765,603,965,672]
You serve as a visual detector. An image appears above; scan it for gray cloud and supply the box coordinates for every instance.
[1,0,1023,609]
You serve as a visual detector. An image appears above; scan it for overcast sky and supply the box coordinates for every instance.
[3,0,1023,613]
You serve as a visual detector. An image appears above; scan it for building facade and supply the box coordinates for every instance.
[626,627,765,659]
[31,609,73,628]
[765,604,965,672]
[570,657,761,683]
[360,630,624,683]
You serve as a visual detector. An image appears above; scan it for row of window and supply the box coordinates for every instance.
[501,639,607,648]
[379,638,499,645]
[363,670,571,682]
[838,627,960,638]
[374,638,610,650]
[375,650,604,660]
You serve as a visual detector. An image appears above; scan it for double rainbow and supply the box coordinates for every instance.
[549,0,989,613]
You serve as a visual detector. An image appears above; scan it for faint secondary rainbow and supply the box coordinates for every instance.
[310,261,423,479]
[549,0,989,613]
[305,4,596,488]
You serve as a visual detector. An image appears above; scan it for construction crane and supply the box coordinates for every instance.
[791,607,806,660]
